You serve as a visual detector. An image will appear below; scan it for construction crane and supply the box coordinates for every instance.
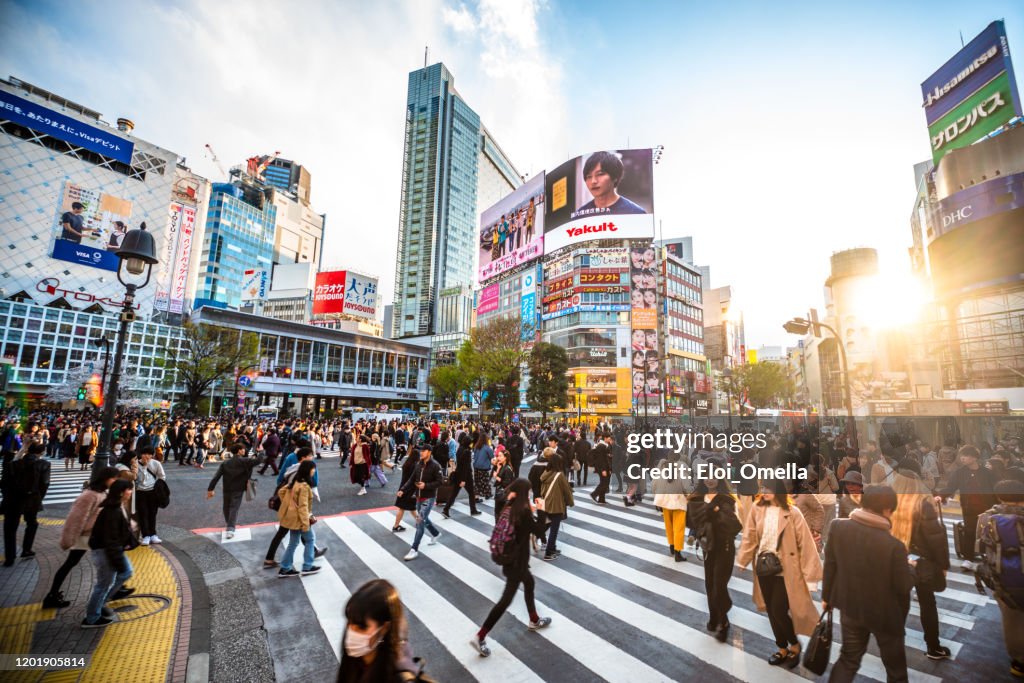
[204,143,227,177]
[256,150,281,180]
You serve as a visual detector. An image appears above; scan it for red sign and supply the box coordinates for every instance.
[312,271,347,315]
[579,271,623,284]
[546,275,573,294]
[36,278,139,309]
[577,285,626,294]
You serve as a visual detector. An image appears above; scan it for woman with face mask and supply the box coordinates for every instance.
[337,579,424,683]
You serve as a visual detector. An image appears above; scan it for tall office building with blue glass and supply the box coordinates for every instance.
[391,63,520,339]
[193,181,277,310]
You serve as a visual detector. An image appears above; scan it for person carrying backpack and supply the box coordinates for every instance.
[472,478,551,657]
[975,479,1024,678]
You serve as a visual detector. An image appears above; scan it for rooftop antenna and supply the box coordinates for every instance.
[424,45,429,67]
[960,31,964,47]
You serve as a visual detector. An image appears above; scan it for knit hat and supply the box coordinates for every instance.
[840,470,864,486]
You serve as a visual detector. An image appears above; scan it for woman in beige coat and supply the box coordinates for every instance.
[737,479,822,668]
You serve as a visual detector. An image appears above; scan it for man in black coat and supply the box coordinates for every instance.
[574,436,592,486]
[823,484,914,682]
[3,442,51,566]
[936,444,998,570]
[507,430,525,477]
[207,443,258,537]
[442,435,480,518]
[590,434,613,504]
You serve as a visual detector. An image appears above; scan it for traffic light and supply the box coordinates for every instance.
[77,386,87,400]
[287,392,293,398]
[222,398,229,408]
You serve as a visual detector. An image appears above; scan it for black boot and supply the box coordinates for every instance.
[43,592,70,608]
[674,550,686,562]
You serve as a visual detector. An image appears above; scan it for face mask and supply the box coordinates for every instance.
[344,625,383,658]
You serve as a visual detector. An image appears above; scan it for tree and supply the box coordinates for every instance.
[456,317,531,421]
[525,342,569,421]
[738,362,795,412]
[164,322,260,414]
[429,364,467,408]
[45,363,150,407]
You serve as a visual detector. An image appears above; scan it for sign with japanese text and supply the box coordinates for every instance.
[169,204,196,314]
[0,89,135,164]
[342,273,378,320]
[313,270,347,315]
[479,174,545,283]
[51,182,132,273]
[921,20,1022,164]
[241,269,269,302]
[543,149,655,254]
[630,244,661,401]
[477,282,500,315]
[579,271,621,284]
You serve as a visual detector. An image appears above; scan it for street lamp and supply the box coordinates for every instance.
[93,224,158,473]
[784,316,855,444]
[722,368,734,432]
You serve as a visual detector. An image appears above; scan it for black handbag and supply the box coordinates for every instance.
[803,609,832,675]
[755,528,784,577]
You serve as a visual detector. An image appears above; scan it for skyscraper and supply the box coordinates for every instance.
[391,63,520,339]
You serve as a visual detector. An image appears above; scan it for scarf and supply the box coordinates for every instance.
[850,507,891,531]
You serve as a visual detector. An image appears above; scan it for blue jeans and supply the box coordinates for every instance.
[412,498,439,551]
[86,550,132,623]
[281,528,316,571]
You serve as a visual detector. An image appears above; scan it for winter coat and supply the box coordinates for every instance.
[277,482,312,532]
[61,489,106,551]
[794,494,825,535]
[737,502,823,637]
[472,445,494,470]
[688,493,742,554]
[652,458,691,510]
[540,470,574,516]
[89,504,133,572]
[909,497,950,591]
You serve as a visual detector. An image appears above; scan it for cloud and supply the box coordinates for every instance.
[443,3,476,33]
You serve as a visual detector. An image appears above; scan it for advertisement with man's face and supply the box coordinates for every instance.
[630,244,661,402]
[479,174,545,283]
[544,149,654,254]
[52,182,134,272]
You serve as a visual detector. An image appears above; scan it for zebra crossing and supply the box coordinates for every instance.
[42,466,90,506]
[206,475,1001,683]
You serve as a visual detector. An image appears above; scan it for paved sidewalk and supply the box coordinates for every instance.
[0,516,199,682]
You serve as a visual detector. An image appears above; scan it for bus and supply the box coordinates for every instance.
[255,406,279,420]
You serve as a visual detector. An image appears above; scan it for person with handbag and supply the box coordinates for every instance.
[822,484,914,682]
[537,452,574,561]
[891,465,951,660]
[687,465,742,643]
[737,478,822,668]
[276,460,320,577]
[207,443,259,539]
[135,446,165,546]
[264,449,326,567]
[83,479,136,628]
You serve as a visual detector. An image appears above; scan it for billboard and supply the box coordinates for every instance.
[921,21,1022,164]
[1,89,134,164]
[167,203,196,314]
[342,273,378,320]
[543,149,655,254]
[479,173,545,282]
[241,269,269,302]
[629,244,661,402]
[477,282,500,315]
[313,270,346,315]
[520,268,538,343]
[52,182,133,272]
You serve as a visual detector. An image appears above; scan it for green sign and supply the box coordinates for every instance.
[929,71,1016,164]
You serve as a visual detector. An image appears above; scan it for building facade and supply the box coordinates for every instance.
[660,247,708,420]
[391,63,520,339]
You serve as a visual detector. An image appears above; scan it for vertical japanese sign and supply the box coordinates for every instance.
[520,268,537,343]
[342,273,378,320]
[168,204,195,314]
[312,270,347,315]
[155,202,182,312]
[629,244,661,406]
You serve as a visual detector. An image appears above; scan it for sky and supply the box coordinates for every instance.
[2,0,1022,346]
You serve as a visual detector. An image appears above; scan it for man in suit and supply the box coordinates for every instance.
[823,484,914,682]
[590,434,613,505]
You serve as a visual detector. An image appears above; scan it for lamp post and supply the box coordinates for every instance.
[784,316,855,445]
[722,368,734,432]
[93,225,158,473]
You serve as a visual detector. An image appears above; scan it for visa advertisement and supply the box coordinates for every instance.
[921,20,1022,164]
[52,182,133,273]
[543,149,655,254]
[479,173,545,283]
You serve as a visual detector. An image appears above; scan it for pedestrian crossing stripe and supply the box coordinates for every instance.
[209,496,986,683]
[42,469,90,505]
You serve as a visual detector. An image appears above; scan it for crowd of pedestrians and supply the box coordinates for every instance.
[2,407,1024,679]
